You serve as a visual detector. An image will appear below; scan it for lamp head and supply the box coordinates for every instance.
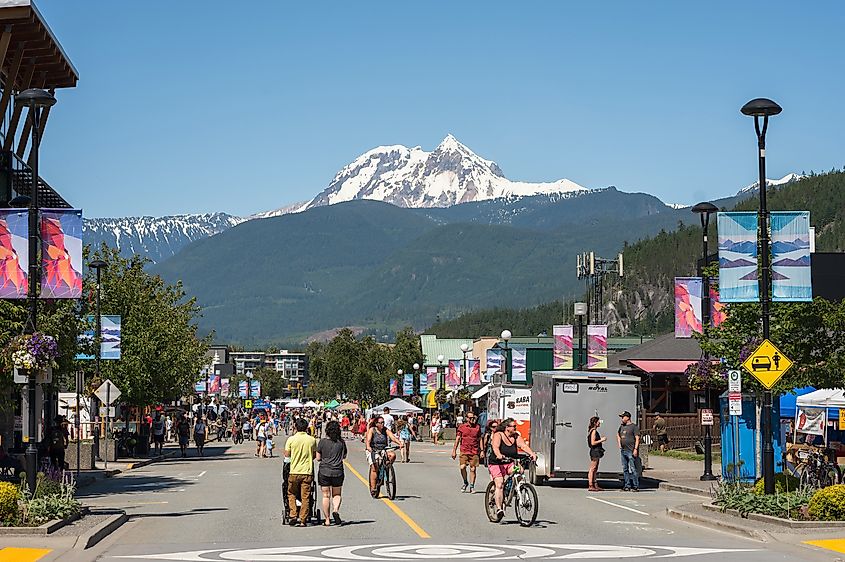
[397,369,403,376]
[741,98,782,117]
[16,88,56,109]
[691,202,718,215]
[460,343,469,352]
[501,329,512,342]
[437,354,444,363]
[413,363,420,371]
[88,259,108,270]
[8,195,31,208]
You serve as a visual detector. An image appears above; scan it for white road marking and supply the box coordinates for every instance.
[588,496,650,516]
[603,520,650,525]
[197,470,207,478]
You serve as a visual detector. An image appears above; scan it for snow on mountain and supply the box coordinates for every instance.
[84,213,246,264]
[249,200,310,220]
[737,173,803,195]
[305,134,588,210]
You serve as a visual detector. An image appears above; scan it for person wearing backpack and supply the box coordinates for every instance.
[48,416,69,469]
[152,413,166,456]
[194,417,208,457]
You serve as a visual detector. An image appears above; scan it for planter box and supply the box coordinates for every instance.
[66,441,95,470]
[703,501,845,529]
[0,508,83,536]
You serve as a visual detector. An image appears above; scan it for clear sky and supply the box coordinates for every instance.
[34,1,845,218]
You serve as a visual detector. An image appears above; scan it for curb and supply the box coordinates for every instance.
[0,509,83,536]
[77,509,127,550]
[658,481,713,498]
[667,506,769,541]
[702,502,845,529]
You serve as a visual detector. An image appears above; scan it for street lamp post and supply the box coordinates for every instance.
[437,355,445,389]
[246,370,253,409]
[88,259,107,463]
[692,202,718,481]
[413,363,420,397]
[574,303,587,369]
[500,330,511,383]
[460,343,470,388]
[14,88,57,495]
[741,97,782,495]
[397,369,403,396]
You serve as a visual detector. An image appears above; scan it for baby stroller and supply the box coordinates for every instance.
[281,460,320,525]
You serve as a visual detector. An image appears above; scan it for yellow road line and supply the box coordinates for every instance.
[804,539,845,554]
[0,547,52,562]
[343,460,430,539]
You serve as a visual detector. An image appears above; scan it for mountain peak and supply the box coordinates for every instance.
[435,133,467,152]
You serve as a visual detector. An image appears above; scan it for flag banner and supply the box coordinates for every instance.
[553,325,574,369]
[486,348,503,374]
[40,209,83,299]
[195,375,206,393]
[771,211,812,302]
[419,373,429,394]
[389,378,399,396]
[467,359,481,385]
[238,380,247,398]
[674,277,703,338]
[403,374,413,396]
[101,315,121,359]
[587,325,608,369]
[796,407,826,436]
[446,360,461,389]
[221,378,230,397]
[251,381,261,398]
[718,212,759,302]
[426,367,438,392]
[0,209,28,298]
[710,286,726,327]
[208,375,221,394]
[511,348,527,382]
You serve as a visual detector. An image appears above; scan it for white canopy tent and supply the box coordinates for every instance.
[285,399,305,409]
[796,388,845,409]
[304,400,320,408]
[368,398,423,417]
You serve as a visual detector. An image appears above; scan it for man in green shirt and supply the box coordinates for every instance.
[285,417,317,526]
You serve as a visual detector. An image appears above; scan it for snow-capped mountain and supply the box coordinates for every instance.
[248,200,309,220]
[84,213,246,264]
[737,173,803,195]
[304,134,588,210]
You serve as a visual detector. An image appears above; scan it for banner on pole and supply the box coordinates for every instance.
[419,372,428,394]
[718,212,759,302]
[587,325,608,369]
[446,360,461,389]
[238,380,247,398]
[250,381,261,399]
[207,375,221,394]
[486,349,503,374]
[467,360,481,385]
[402,374,413,396]
[511,348,527,382]
[771,211,812,302]
[100,315,121,359]
[195,371,207,393]
[674,277,703,338]
[221,378,230,397]
[0,209,28,298]
[426,367,438,392]
[40,209,83,299]
[710,286,726,327]
[389,378,399,397]
[553,325,574,369]
[796,407,826,436]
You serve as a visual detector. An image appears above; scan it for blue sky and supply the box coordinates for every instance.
[35,1,845,218]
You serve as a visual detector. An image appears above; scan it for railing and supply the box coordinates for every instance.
[641,413,721,450]
[0,150,71,208]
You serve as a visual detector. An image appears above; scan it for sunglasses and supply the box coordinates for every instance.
[376,421,384,424]
[507,424,517,429]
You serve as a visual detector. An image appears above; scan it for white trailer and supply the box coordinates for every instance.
[529,371,641,484]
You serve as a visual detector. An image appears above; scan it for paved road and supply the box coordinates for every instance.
[54,436,838,561]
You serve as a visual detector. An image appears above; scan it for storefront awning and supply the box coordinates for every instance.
[472,383,491,400]
[626,359,696,374]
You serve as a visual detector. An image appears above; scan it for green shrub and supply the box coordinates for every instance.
[714,481,813,518]
[753,473,801,495]
[809,484,845,521]
[0,481,20,524]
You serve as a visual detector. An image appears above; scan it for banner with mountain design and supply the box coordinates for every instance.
[718,212,759,302]
[446,360,461,389]
[0,210,28,298]
[467,359,481,385]
[402,373,413,396]
[771,211,812,301]
[41,209,83,299]
[674,277,703,338]
[587,325,608,369]
[389,378,399,396]
[553,325,574,369]
[426,367,438,392]
[710,286,726,327]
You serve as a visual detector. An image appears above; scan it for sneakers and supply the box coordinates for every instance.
[461,483,468,493]
[622,486,631,492]
[332,511,342,525]
[468,484,475,494]
[631,487,640,492]
[495,509,505,522]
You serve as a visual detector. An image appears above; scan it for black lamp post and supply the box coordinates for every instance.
[437,355,445,389]
[460,344,470,388]
[741,97,782,495]
[14,88,56,495]
[88,259,107,462]
[574,303,587,369]
[500,330,511,383]
[692,201,718,481]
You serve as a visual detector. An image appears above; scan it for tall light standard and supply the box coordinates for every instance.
[692,202,718,481]
[500,330,511,383]
[413,363,420,396]
[460,343,470,388]
[397,369,403,396]
[437,354,445,389]
[14,88,57,495]
[741,97,782,495]
[88,259,107,462]
[246,370,254,409]
[574,303,587,369]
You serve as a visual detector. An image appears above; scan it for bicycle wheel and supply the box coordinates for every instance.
[386,464,397,500]
[484,481,499,522]
[823,464,841,488]
[798,465,816,489]
[514,483,539,527]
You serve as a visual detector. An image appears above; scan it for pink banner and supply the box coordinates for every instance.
[710,286,726,328]
[675,277,703,338]
[553,325,573,369]
[587,325,608,369]
[389,379,399,396]
[41,209,83,298]
[467,360,481,385]
[0,210,28,298]
[446,360,461,389]
[426,367,438,391]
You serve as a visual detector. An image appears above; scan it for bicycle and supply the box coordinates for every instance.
[485,455,539,527]
[372,445,399,500]
[232,428,244,444]
[796,448,841,489]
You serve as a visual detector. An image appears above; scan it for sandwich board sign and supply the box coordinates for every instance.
[741,339,793,389]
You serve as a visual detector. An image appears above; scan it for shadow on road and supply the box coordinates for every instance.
[77,473,192,499]
[130,507,228,520]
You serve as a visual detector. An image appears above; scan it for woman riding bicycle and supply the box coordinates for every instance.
[365,415,402,497]
[487,417,536,521]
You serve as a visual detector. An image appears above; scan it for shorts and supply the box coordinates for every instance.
[318,473,345,487]
[459,454,480,468]
[367,450,386,466]
[258,436,266,443]
[488,462,513,479]
[153,434,164,444]
[658,434,669,445]
[179,435,189,446]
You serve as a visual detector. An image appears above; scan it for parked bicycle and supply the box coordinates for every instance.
[796,448,841,489]
[373,445,399,500]
[485,455,539,527]
[113,428,138,458]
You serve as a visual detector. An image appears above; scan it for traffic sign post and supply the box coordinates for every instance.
[700,409,714,426]
[728,370,742,416]
[243,399,253,410]
[94,379,120,470]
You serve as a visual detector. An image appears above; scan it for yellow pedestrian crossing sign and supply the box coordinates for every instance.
[742,339,793,389]
[244,399,253,409]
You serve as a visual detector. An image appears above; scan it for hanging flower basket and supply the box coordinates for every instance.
[685,357,728,390]
[6,332,59,371]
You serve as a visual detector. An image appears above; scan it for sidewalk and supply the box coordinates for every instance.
[643,453,721,497]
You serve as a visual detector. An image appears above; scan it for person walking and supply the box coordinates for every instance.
[285,417,317,527]
[177,413,191,457]
[617,411,641,492]
[430,412,442,445]
[255,416,268,458]
[382,407,395,432]
[266,418,276,458]
[340,414,350,439]
[587,416,607,492]
[151,413,166,456]
[317,420,347,526]
[194,416,208,457]
[47,416,69,469]
[452,411,482,493]
[480,419,499,467]
[654,412,669,452]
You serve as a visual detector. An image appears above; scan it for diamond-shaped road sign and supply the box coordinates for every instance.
[95,379,121,405]
[742,339,794,389]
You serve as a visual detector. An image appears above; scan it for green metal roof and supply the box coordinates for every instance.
[420,335,474,366]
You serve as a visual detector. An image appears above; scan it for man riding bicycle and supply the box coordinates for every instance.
[487,417,536,521]
[365,415,402,497]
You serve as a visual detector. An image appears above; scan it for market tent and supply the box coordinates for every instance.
[338,402,359,412]
[472,384,491,400]
[796,389,845,418]
[371,397,423,415]
[325,399,340,409]
[780,387,816,418]
[285,399,304,409]
[304,400,320,408]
